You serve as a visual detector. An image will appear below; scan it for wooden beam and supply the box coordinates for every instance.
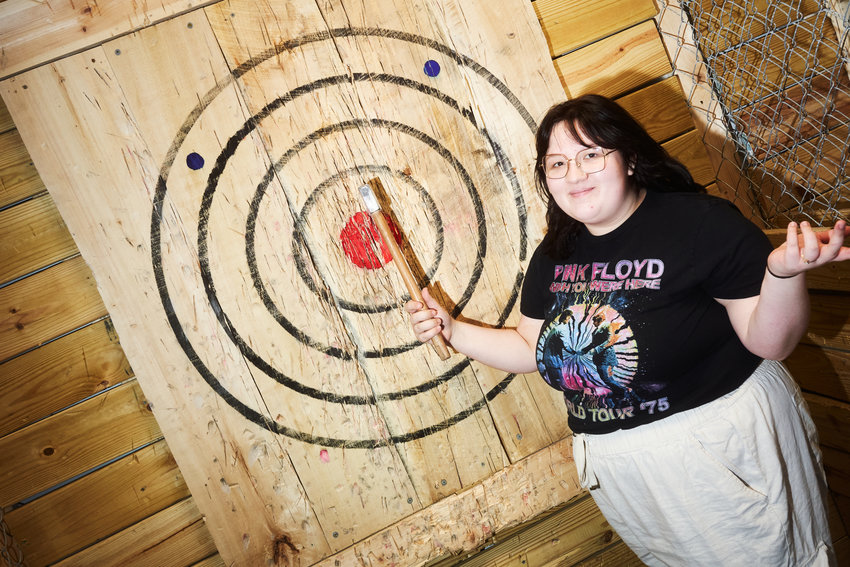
[0,256,107,362]
[0,97,13,134]
[787,344,850,404]
[615,77,694,144]
[803,294,850,351]
[662,129,715,187]
[554,20,672,99]
[3,439,190,567]
[428,495,634,567]
[0,0,221,80]
[0,128,45,209]
[806,391,850,455]
[534,0,658,57]
[51,497,217,567]
[0,379,162,508]
[317,436,581,567]
[0,318,133,438]
[0,192,77,285]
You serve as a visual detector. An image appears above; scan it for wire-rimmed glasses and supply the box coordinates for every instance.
[541,148,615,179]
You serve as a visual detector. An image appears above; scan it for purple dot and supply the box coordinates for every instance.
[186,152,205,170]
[424,60,440,77]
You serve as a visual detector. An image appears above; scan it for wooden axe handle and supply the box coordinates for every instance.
[368,209,452,361]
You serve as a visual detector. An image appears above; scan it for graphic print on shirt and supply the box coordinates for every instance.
[536,258,664,425]
[537,303,638,414]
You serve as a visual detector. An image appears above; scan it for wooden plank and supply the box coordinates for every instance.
[0,318,132,437]
[317,436,582,567]
[661,128,715,187]
[571,541,643,567]
[786,344,850,404]
[823,446,850,499]
[0,192,77,285]
[52,497,217,567]
[0,128,45,209]
[3,439,190,567]
[534,0,658,57]
[2,0,574,563]
[191,555,227,567]
[615,77,693,143]
[0,0,221,80]
[0,379,161,508]
[803,293,850,351]
[0,96,13,134]
[765,229,850,293]
[554,20,672,99]
[805,392,850,455]
[0,256,107,362]
[432,495,624,567]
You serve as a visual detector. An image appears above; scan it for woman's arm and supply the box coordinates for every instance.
[405,288,543,374]
[717,220,849,360]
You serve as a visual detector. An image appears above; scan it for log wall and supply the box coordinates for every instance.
[0,1,847,566]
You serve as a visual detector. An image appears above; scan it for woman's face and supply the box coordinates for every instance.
[544,121,641,235]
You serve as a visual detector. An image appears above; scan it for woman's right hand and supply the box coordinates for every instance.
[405,287,453,344]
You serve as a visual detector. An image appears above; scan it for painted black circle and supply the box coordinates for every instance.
[151,27,536,447]
[289,166,444,314]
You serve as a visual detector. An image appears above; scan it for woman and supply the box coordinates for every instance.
[406,94,849,565]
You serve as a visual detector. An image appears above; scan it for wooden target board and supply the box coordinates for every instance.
[1,0,571,562]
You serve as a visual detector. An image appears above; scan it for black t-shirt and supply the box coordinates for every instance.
[520,191,774,434]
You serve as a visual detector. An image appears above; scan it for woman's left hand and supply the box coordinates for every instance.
[767,219,850,278]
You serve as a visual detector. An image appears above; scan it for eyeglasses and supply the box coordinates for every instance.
[541,148,615,179]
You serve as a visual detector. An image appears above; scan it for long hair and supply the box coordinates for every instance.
[534,94,704,257]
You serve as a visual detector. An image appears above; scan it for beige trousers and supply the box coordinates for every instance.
[573,359,834,567]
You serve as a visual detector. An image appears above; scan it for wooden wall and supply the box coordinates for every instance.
[0,1,848,567]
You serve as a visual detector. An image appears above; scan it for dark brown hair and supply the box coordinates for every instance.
[534,94,704,257]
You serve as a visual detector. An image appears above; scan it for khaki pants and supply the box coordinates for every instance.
[573,359,834,566]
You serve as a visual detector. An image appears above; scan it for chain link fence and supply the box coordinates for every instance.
[657,0,849,227]
[0,507,25,567]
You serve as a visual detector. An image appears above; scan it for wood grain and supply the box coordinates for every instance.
[616,77,694,143]
[0,379,161,508]
[52,497,217,567]
[0,128,44,209]
[316,436,582,567]
[662,129,715,187]
[0,0,221,79]
[0,318,133,437]
[4,439,189,567]
[534,0,658,57]
[0,256,107,362]
[555,20,672,99]
[0,192,77,285]
[0,96,13,134]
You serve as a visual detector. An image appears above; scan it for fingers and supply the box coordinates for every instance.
[799,221,819,265]
[783,220,850,272]
[406,287,447,343]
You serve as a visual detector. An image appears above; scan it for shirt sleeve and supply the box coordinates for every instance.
[693,198,774,299]
[520,245,551,319]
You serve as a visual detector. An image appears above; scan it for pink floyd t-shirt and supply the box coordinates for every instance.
[521,191,774,434]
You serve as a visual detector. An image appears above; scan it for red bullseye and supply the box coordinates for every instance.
[340,211,403,269]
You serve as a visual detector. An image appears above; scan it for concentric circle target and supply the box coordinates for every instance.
[151,27,539,447]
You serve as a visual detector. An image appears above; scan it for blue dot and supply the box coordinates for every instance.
[424,60,440,77]
[186,152,205,170]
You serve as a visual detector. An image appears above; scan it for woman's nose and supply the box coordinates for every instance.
[564,160,587,182]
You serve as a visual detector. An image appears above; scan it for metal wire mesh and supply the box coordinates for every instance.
[0,507,25,567]
[657,0,850,227]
